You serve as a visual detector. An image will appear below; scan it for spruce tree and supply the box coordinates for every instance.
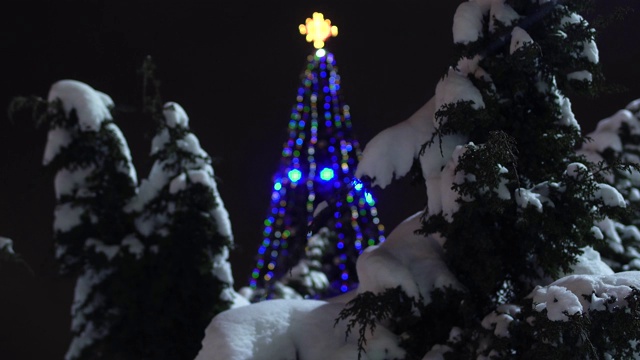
[340,1,640,358]
[11,79,140,359]
[578,100,640,272]
[120,96,245,359]
[9,64,245,359]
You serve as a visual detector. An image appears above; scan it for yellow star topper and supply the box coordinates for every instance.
[299,12,338,49]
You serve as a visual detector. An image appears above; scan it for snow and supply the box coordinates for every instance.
[54,203,86,232]
[354,98,434,189]
[531,285,583,321]
[104,123,138,184]
[151,128,170,155]
[627,98,640,114]
[561,12,599,63]
[567,70,593,82]
[509,26,533,54]
[481,310,515,338]
[0,236,15,254]
[594,183,626,207]
[435,67,485,113]
[66,268,112,360]
[556,92,579,128]
[356,211,461,303]
[597,218,626,254]
[178,133,209,158]
[515,187,547,212]
[43,80,137,184]
[285,261,329,291]
[565,162,590,179]
[452,1,484,44]
[194,299,405,360]
[121,234,144,258]
[529,271,640,321]
[85,238,120,261]
[43,127,72,165]
[163,101,189,128]
[47,79,113,132]
[565,246,614,276]
[197,211,462,359]
[54,165,95,199]
[169,173,188,194]
[581,109,638,153]
[434,144,468,220]
[489,1,519,33]
[128,161,172,215]
[452,0,521,42]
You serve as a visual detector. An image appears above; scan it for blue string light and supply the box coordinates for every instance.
[249,50,386,298]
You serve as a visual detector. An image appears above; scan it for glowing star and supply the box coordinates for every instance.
[299,12,338,49]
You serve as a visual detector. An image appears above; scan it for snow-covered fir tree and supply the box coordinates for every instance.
[32,79,139,360]
[195,1,640,360]
[578,99,640,272]
[351,0,640,358]
[11,75,247,360]
[120,99,249,359]
[277,226,333,299]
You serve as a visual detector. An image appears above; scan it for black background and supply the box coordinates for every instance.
[1,1,639,359]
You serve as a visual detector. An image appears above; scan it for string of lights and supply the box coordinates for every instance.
[248,13,386,300]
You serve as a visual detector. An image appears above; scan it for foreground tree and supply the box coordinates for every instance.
[347,0,640,358]
[578,100,640,273]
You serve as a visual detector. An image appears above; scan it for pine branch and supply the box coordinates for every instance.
[140,55,164,128]
[334,287,421,360]
[7,95,49,128]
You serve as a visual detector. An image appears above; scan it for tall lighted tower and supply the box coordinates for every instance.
[248,13,386,300]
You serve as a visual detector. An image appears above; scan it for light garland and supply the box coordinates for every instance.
[250,14,385,299]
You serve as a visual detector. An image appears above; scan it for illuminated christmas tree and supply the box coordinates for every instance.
[247,13,386,301]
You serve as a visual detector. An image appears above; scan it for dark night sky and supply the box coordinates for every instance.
[1,1,639,359]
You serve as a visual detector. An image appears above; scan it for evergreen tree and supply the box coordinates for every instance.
[247,13,386,301]
[578,100,640,272]
[120,96,246,359]
[9,65,246,359]
[339,1,640,358]
[11,79,140,359]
